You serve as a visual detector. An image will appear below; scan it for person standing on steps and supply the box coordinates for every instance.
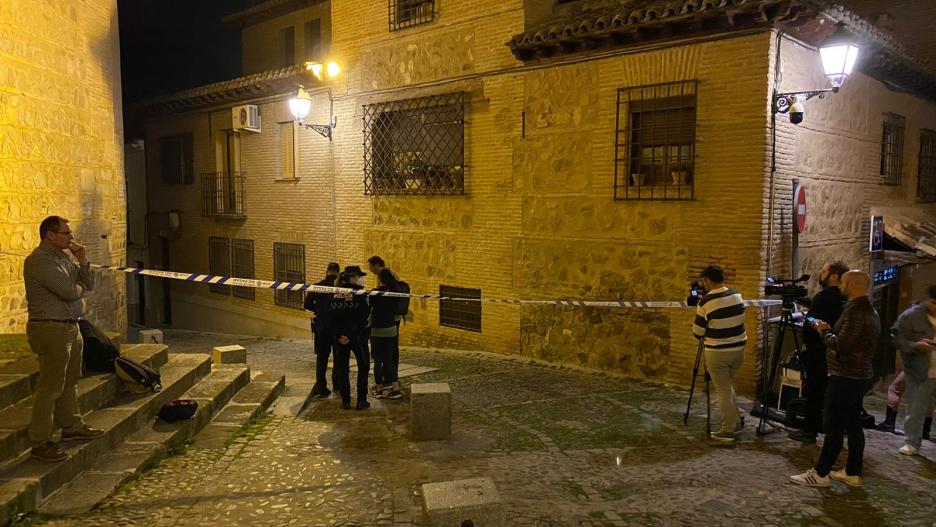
[24,216,104,462]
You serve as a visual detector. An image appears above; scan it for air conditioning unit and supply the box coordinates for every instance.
[232,104,261,133]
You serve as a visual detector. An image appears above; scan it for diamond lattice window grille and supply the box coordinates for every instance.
[363,92,465,196]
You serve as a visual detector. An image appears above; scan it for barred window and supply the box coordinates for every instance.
[363,93,465,196]
[274,242,306,309]
[208,237,231,296]
[881,113,905,185]
[439,285,481,332]
[159,134,194,185]
[614,81,697,201]
[389,0,434,31]
[231,239,255,300]
[917,129,936,202]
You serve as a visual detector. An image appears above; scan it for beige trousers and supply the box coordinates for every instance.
[704,348,745,434]
[26,321,85,444]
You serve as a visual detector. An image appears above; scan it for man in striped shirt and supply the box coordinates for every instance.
[692,265,747,443]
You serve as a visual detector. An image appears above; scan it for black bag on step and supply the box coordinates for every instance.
[78,319,119,372]
[158,400,198,422]
[115,356,162,394]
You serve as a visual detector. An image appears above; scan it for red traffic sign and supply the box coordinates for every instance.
[794,185,807,234]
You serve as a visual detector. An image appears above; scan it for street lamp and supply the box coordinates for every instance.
[773,40,861,119]
[288,86,337,141]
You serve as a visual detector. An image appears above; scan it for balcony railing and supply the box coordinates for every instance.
[201,172,246,217]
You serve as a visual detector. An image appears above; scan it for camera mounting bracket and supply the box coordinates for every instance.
[773,86,839,114]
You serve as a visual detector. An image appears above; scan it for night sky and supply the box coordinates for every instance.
[117,0,260,105]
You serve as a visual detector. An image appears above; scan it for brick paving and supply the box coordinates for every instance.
[23,331,936,526]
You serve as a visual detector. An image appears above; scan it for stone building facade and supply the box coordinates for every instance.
[0,0,126,334]
[134,0,936,392]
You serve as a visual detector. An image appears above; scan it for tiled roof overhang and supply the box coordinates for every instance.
[508,0,936,102]
[222,0,327,28]
[128,66,308,119]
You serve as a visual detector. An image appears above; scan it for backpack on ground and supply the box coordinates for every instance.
[78,319,120,372]
[157,400,198,422]
[115,356,162,394]
[395,280,411,319]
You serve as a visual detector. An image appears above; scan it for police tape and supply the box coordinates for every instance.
[92,264,783,309]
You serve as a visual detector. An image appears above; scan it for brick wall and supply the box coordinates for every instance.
[241,3,333,75]
[141,2,936,394]
[0,0,126,334]
[767,34,936,287]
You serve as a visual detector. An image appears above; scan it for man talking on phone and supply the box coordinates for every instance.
[23,216,103,462]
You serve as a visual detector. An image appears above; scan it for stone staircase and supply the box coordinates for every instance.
[0,342,285,524]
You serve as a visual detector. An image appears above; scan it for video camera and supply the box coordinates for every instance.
[764,275,809,310]
[686,281,707,307]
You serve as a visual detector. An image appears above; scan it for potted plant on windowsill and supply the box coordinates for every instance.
[408,157,427,189]
[629,172,645,187]
[671,169,689,186]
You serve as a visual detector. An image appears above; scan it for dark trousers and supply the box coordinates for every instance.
[333,336,370,403]
[371,335,399,385]
[815,376,870,477]
[801,348,828,434]
[313,329,336,393]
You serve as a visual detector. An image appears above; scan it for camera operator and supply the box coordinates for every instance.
[790,261,848,444]
[692,265,747,443]
[791,270,879,489]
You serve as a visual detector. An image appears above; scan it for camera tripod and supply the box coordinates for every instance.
[755,296,802,435]
[683,338,712,438]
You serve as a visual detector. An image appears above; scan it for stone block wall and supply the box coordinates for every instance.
[767,35,936,290]
[0,0,126,334]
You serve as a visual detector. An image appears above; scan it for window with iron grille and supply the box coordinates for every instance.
[363,93,465,196]
[917,130,936,202]
[274,242,306,309]
[439,285,481,332]
[208,237,231,296]
[614,81,697,201]
[231,239,255,300]
[389,0,434,31]
[880,113,905,185]
[159,134,194,185]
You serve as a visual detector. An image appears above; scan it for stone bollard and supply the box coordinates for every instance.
[138,329,163,344]
[411,383,451,441]
[212,345,247,364]
[421,477,505,526]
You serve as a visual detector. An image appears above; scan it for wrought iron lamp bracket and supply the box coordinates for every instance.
[300,116,337,141]
[773,86,839,114]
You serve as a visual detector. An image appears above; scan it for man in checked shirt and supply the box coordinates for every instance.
[23,216,103,462]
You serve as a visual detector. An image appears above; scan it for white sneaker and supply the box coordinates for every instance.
[829,469,862,488]
[899,444,918,456]
[790,468,829,488]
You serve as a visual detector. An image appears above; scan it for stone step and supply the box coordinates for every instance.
[189,372,286,451]
[0,345,170,467]
[0,344,169,413]
[0,353,211,525]
[37,364,255,517]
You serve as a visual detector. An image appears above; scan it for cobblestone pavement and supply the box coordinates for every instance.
[26,331,936,526]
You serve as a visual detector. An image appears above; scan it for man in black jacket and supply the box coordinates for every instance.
[791,270,880,489]
[791,261,848,443]
[330,266,372,410]
[304,262,340,398]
